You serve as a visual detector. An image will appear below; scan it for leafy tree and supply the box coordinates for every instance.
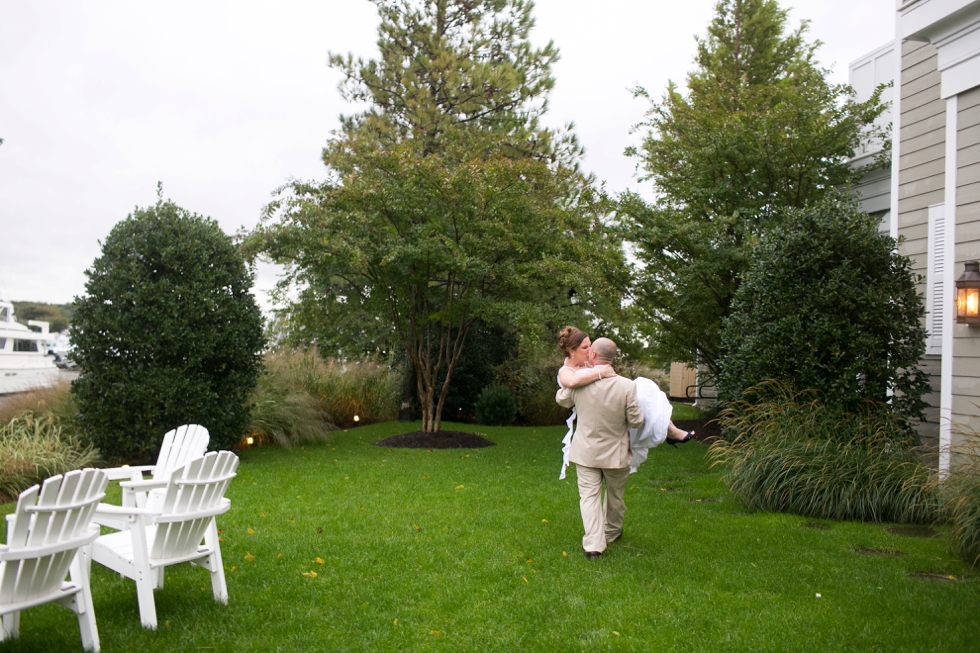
[620,0,887,377]
[249,0,628,433]
[716,194,930,422]
[71,190,266,462]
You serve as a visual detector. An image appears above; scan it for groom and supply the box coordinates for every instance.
[556,337,644,559]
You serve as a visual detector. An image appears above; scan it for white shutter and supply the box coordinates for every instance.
[926,204,946,356]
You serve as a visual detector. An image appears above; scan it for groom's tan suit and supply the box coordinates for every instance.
[557,376,643,553]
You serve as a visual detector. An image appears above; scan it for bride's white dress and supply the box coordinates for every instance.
[557,365,672,479]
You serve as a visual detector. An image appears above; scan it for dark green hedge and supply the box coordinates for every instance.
[70,193,265,463]
[717,195,930,422]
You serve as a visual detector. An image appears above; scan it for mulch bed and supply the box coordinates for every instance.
[672,418,721,444]
[374,430,496,449]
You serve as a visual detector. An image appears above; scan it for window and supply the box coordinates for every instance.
[13,339,39,353]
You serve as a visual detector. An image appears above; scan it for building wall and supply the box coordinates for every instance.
[954,85,980,449]
[898,40,945,447]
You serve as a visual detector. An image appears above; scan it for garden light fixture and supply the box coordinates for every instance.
[955,260,980,326]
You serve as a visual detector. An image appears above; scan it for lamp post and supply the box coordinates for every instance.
[955,260,980,326]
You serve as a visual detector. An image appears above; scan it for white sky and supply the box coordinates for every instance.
[0,0,896,307]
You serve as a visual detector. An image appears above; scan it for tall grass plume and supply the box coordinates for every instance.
[710,382,937,523]
[941,420,980,567]
[0,412,100,502]
[249,348,399,446]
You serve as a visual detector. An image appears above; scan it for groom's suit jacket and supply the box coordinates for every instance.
[556,376,644,469]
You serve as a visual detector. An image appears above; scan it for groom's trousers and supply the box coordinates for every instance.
[575,464,630,553]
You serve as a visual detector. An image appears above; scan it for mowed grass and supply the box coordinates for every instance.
[1,422,977,652]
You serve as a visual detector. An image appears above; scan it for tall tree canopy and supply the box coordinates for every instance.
[248,0,627,433]
[620,0,887,377]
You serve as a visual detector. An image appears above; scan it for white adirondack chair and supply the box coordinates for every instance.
[91,451,238,629]
[0,468,108,652]
[100,424,209,510]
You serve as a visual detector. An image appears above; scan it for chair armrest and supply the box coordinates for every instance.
[92,502,158,530]
[118,478,168,491]
[101,465,155,481]
[94,503,158,518]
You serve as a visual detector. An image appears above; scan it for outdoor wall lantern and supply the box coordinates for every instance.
[955,260,980,326]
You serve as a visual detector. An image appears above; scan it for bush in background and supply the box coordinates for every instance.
[710,383,937,523]
[717,194,930,422]
[70,190,266,463]
[475,385,517,426]
[495,351,568,426]
[0,413,100,502]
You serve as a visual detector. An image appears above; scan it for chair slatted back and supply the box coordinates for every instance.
[153,424,209,482]
[0,469,107,605]
[149,451,237,562]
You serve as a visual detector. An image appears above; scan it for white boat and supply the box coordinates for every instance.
[0,301,60,394]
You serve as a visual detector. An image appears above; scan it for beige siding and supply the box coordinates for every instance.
[955,85,980,438]
[899,41,945,448]
[854,165,890,216]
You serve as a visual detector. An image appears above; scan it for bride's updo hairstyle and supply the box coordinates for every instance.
[557,326,587,355]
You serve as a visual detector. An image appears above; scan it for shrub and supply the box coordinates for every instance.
[709,383,937,523]
[494,351,568,426]
[717,194,930,421]
[70,190,266,462]
[0,413,100,502]
[475,385,517,426]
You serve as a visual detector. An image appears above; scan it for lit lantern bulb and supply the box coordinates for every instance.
[353,415,360,422]
[969,290,979,316]
[246,436,254,445]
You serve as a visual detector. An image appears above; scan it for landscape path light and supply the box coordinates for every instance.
[955,260,980,326]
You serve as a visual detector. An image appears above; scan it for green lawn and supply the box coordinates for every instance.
[1,422,977,652]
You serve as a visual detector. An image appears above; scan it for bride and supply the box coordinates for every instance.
[555,326,693,479]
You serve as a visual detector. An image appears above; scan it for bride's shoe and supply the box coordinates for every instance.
[666,431,694,447]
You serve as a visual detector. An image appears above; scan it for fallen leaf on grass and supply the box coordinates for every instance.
[562,551,567,557]
[302,571,318,578]
[522,576,528,584]
[260,512,268,518]
[243,552,255,562]
[455,485,465,490]
[541,519,548,523]
[413,524,421,531]
[393,619,398,626]
[430,630,442,636]
[247,528,255,534]
[612,631,620,636]
[315,557,324,564]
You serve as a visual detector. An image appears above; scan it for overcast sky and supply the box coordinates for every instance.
[0,0,896,308]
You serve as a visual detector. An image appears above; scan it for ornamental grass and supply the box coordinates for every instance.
[248,349,400,446]
[710,382,938,523]
[0,412,100,502]
[940,423,980,567]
